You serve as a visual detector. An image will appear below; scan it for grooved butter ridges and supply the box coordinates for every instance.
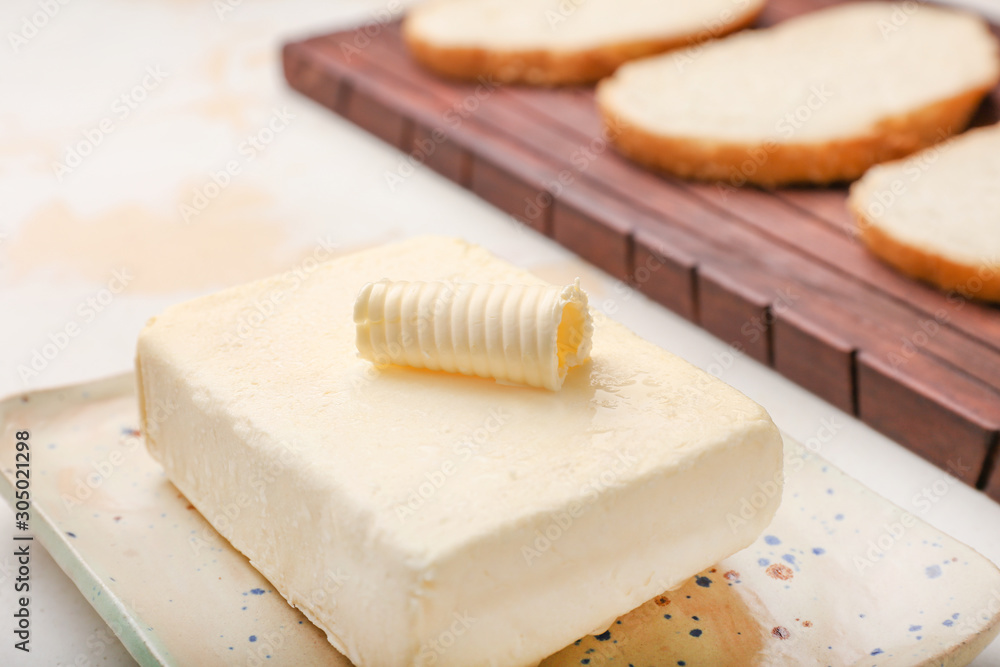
[136,237,784,667]
[354,279,593,391]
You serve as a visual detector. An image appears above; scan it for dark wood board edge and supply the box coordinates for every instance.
[772,304,857,415]
[983,436,1000,502]
[632,229,699,323]
[858,352,999,487]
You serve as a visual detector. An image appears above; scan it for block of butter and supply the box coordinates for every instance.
[136,237,783,667]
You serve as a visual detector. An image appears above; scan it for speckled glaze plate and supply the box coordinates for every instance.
[2,375,999,666]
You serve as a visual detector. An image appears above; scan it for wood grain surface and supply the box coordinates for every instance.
[282,0,1000,500]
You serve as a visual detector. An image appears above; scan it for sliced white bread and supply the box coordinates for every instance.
[598,2,1000,186]
[403,0,766,85]
[848,123,1000,302]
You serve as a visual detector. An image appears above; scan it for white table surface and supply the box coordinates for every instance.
[2,1,1000,664]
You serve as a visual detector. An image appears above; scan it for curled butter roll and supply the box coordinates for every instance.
[353,279,593,391]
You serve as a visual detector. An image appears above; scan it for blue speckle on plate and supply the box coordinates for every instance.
[782,554,796,565]
[764,535,781,545]
[250,588,266,595]
[926,565,942,579]
[813,547,825,555]
[66,532,76,538]
[249,635,257,642]
[594,630,611,641]
[758,558,770,567]
[835,514,844,521]
[871,648,884,655]
[689,629,702,638]
[695,576,711,588]
[909,625,921,632]
[943,619,954,627]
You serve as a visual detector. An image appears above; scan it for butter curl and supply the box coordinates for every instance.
[354,279,593,390]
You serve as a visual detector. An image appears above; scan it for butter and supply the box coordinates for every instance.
[136,237,783,667]
[354,279,593,390]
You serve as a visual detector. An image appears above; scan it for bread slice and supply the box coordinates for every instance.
[598,2,1000,187]
[848,123,1000,302]
[403,0,766,85]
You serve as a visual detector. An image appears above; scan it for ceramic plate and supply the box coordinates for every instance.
[1,375,999,666]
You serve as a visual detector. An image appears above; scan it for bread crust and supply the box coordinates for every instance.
[849,197,1000,304]
[402,6,764,86]
[597,84,996,187]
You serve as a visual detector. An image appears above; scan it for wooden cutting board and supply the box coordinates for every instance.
[282,0,1000,502]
